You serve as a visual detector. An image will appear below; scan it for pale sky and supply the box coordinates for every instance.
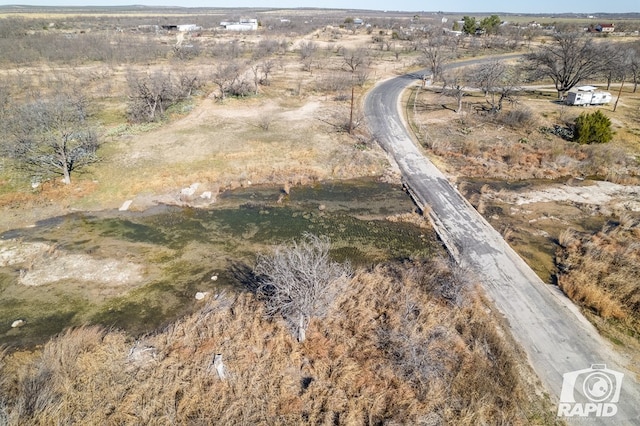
[2,1,638,14]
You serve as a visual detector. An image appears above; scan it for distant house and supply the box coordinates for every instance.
[177,24,200,32]
[442,28,463,37]
[589,23,615,33]
[160,24,200,32]
[220,19,258,31]
[597,23,615,32]
[565,86,612,106]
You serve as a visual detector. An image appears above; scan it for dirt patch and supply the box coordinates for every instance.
[489,181,640,214]
[20,253,143,287]
[118,96,327,167]
[0,239,52,267]
[0,238,144,287]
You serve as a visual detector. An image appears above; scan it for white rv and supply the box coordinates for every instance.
[565,86,612,106]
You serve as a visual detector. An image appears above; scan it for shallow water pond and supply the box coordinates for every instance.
[0,179,439,347]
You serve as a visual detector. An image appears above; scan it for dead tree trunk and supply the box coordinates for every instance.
[212,354,226,380]
[297,313,306,343]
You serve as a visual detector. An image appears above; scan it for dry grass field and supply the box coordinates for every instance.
[1,7,640,423]
[0,259,557,425]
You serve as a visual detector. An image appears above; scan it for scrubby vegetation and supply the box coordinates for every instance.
[253,233,353,343]
[557,217,640,339]
[573,110,614,145]
[0,6,639,423]
[0,258,555,424]
[412,88,639,183]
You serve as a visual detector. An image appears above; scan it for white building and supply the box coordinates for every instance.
[220,19,258,31]
[177,24,200,32]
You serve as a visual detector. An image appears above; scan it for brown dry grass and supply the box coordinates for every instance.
[0,259,557,425]
[411,88,640,184]
[557,220,640,338]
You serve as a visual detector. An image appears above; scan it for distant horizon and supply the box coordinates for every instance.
[2,5,639,15]
[0,0,637,15]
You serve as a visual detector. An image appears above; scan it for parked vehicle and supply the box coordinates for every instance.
[565,86,612,106]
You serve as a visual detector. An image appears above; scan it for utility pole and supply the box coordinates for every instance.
[349,86,355,134]
[613,79,625,112]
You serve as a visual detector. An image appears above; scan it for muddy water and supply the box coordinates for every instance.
[0,179,438,348]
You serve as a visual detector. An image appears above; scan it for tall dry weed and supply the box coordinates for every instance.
[557,223,640,335]
[0,259,555,425]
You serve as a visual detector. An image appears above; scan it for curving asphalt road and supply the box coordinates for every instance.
[364,58,640,424]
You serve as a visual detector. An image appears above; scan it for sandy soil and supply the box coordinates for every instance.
[0,238,144,288]
[490,180,640,213]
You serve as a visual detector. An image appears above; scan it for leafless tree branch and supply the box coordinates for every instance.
[254,233,352,342]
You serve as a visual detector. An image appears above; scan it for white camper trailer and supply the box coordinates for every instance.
[589,90,612,105]
[565,86,612,106]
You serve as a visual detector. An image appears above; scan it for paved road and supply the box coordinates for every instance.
[364,58,640,424]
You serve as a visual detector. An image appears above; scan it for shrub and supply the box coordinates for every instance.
[573,110,613,144]
[253,233,352,342]
[498,107,535,128]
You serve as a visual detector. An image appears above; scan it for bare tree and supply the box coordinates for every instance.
[211,61,245,100]
[250,63,261,95]
[210,39,244,59]
[127,70,177,122]
[250,59,275,94]
[172,44,201,62]
[526,32,612,98]
[315,71,352,93]
[441,71,467,114]
[353,68,370,87]
[299,40,318,73]
[253,233,352,342]
[224,39,244,59]
[259,59,275,86]
[252,37,279,59]
[470,60,520,113]
[419,38,451,83]
[601,47,627,90]
[2,93,100,184]
[176,71,202,98]
[342,48,369,73]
